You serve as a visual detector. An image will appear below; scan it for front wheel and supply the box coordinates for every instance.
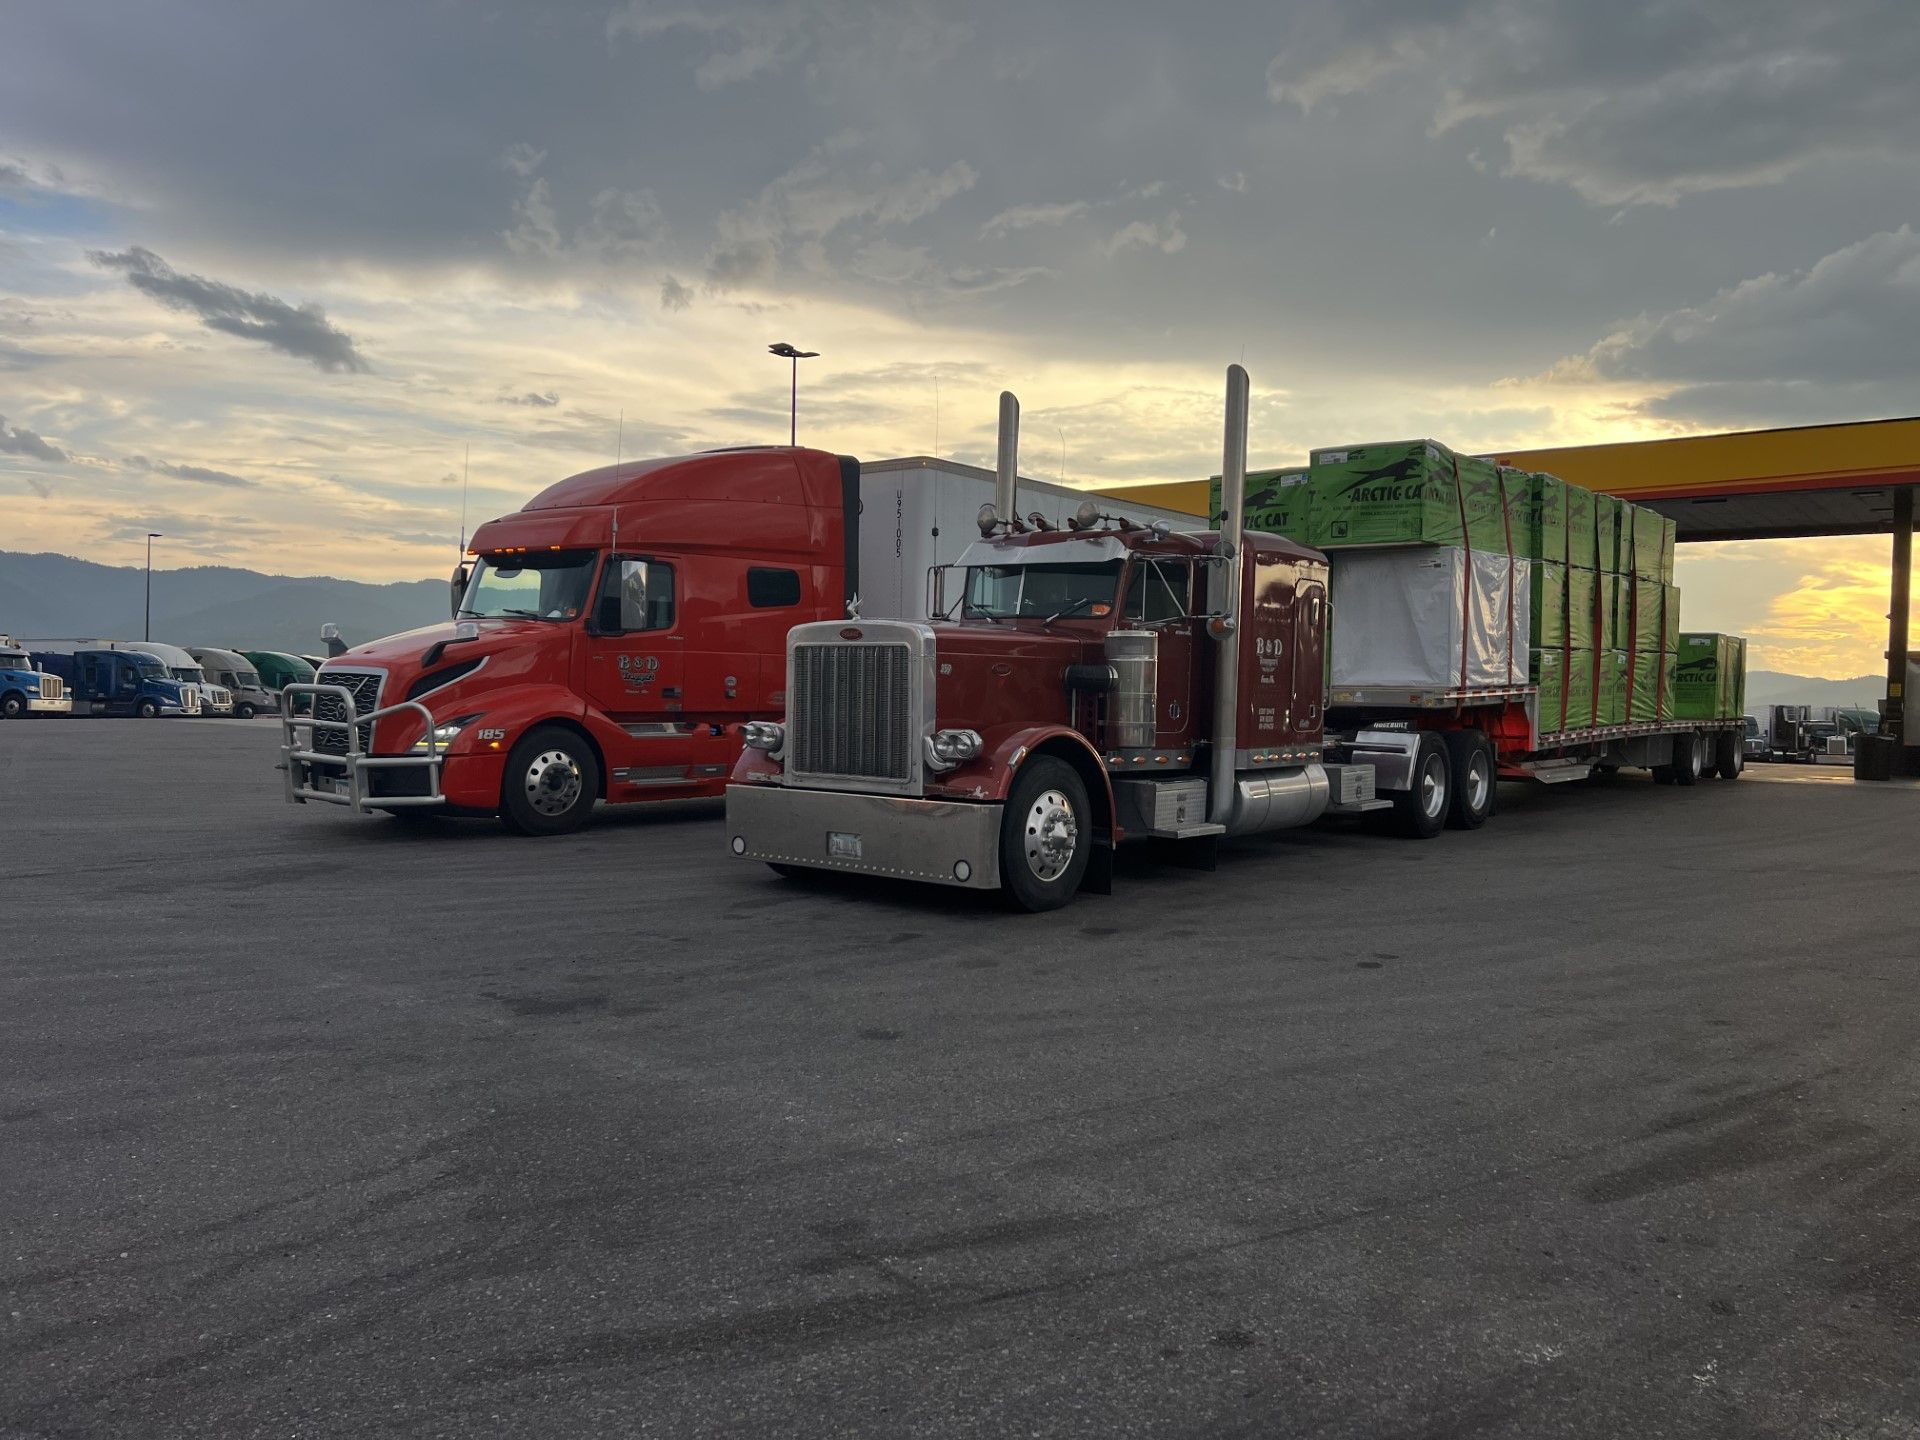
[999,757,1091,912]
[235,702,257,720]
[0,692,24,720]
[1391,733,1451,839]
[137,699,160,719]
[499,726,600,836]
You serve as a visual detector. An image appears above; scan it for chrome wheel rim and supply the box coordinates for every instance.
[524,749,584,816]
[1466,754,1490,812]
[1421,757,1447,819]
[1024,789,1079,883]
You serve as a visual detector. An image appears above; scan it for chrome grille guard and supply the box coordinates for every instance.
[279,682,449,811]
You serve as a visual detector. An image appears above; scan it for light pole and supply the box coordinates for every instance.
[768,342,819,446]
[144,532,163,641]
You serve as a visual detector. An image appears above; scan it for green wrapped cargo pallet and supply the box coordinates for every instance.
[1630,577,1665,652]
[1628,652,1673,724]
[1598,649,1628,726]
[1662,583,1681,652]
[1660,515,1677,584]
[1531,648,1564,734]
[1496,467,1530,551]
[1566,567,1597,651]
[1596,574,1620,651]
[1303,440,1507,550]
[1531,561,1566,649]
[1674,633,1746,719]
[1238,468,1315,542]
[1632,506,1664,580]
[1564,484,1595,573]
[1523,473,1567,564]
[1564,648,1596,730]
[1594,495,1621,574]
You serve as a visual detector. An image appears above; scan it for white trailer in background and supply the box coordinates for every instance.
[854,457,1199,619]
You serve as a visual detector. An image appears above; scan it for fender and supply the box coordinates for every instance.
[929,723,1118,839]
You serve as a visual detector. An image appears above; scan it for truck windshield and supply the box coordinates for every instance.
[171,667,203,683]
[964,560,1122,621]
[0,652,29,670]
[461,550,598,622]
[128,654,165,678]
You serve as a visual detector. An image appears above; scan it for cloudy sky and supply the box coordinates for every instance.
[3,0,1915,677]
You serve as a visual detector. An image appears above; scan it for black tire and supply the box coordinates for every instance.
[1671,732,1703,787]
[235,702,257,720]
[1714,731,1745,780]
[137,699,160,719]
[1391,733,1451,839]
[1443,730,1495,830]
[998,756,1091,912]
[499,725,600,836]
[0,691,24,720]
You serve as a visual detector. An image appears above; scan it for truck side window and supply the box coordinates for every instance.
[598,558,675,633]
[747,567,802,608]
[1125,560,1191,624]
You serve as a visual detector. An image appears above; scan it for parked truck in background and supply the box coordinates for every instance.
[243,650,317,698]
[30,647,199,718]
[188,648,277,719]
[277,450,1190,833]
[123,641,234,716]
[723,371,1748,911]
[0,636,71,718]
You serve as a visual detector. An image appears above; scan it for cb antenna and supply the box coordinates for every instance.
[612,409,624,548]
[457,442,470,555]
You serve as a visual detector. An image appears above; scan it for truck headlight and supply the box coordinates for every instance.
[411,714,481,752]
[742,721,786,752]
[925,728,984,772]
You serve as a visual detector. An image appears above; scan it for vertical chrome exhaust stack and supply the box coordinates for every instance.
[995,390,1020,521]
[1208,364,1249,827]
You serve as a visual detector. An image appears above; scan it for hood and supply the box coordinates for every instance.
[330,618,550,675]
[928,622,1102,733]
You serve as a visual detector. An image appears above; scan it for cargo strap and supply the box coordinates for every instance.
[1495,467,1517,686]
[1450,455,1471,691]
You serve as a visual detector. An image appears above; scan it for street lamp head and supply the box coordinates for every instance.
[768,342,819,359]
[148,531,163,539]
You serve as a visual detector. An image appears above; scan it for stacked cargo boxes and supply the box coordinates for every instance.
[1673,634,1748,719]
[1224,440,1530,694]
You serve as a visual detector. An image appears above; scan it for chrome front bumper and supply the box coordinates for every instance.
[725,783,1003,890]
[279,683,448,812]
[27,696,72,714]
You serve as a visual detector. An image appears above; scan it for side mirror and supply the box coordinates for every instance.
[617,559,652,631]
[450,563,471,619]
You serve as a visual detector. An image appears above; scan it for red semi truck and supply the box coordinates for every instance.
[723,369,1747,911]
[279,446,1190,832]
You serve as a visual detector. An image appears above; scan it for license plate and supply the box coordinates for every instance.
[313,773,339,794]
[827,832,862,859]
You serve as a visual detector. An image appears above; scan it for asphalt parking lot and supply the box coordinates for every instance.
[3,718,1917,1438]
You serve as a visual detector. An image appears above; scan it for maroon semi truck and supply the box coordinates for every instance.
[723,368,1746,911]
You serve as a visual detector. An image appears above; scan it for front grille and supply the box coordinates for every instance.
[180,690,201,715]
[39,674,63,700]
[790,642,915,782]
[313,670,383,756]
[209,686,231,706]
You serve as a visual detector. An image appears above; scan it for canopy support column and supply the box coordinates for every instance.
[1887,485,1913,744]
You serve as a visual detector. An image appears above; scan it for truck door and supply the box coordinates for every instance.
[1123,557,1196,750]
[1292,577,1326,743]
[580,555,686,722]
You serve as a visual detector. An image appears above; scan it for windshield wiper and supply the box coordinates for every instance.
[1042,596,1097,625]
[494,607,542,620]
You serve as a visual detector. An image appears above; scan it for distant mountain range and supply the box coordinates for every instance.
[1746,670,1885,713]
[0,551,444,654]
[0,549,1894,708]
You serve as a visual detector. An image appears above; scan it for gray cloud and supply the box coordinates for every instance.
[1561,226,1920,389]
[126,454,257,488]
[980,200,1088,239]
[500,390,560,407]
[660,274,695,311]
[0,413,67,463]
[1265,0,1920,205]
[89,247,370,372]
[1104,211,1187,257]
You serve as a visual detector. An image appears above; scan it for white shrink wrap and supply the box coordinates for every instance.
[1329,547,1529,692]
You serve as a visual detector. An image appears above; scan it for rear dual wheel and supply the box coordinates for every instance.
[1391,734,1451,839]
[1713,731,1745,780]
[1653,733,1704,786]
[1443,730,1496,831]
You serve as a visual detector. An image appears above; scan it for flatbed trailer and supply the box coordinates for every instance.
[1327,687,1747,830]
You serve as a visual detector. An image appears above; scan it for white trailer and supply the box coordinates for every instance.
[854,457,1200,620]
